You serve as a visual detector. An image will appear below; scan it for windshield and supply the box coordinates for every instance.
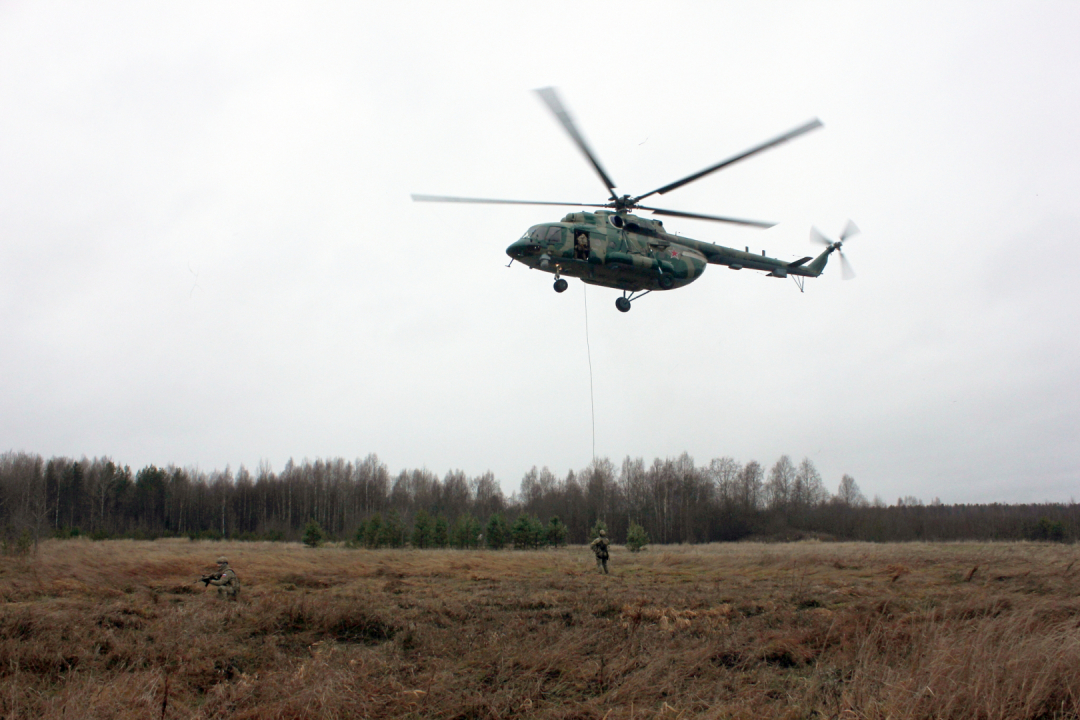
[526,225,563,243]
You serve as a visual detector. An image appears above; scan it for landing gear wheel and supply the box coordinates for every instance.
[615,297,632,313]
[553,278,568,293]
[658,274,674,290]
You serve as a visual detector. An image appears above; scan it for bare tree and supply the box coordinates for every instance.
[793,458,828,509]
[0,452,47,550]
[619,456,648,529]
[736,461,764,512]
[835,474,868,507]
[470,472,505,520]
[765,456,796,511]
[441,469,470,519]
[583,458,620,537]
[707,457,741,506]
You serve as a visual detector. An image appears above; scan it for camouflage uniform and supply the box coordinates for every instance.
[590,531,610,574]
[209,556,240,600]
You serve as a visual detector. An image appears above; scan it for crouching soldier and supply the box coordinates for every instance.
[202,556,241,600]
[590,530,610,574]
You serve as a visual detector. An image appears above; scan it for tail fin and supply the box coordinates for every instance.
[802,248,832,277]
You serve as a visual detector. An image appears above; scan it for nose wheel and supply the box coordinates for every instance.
[553,278,568,293]
[615,297,631,313]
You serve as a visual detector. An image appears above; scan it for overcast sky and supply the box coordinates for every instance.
[2,1,1078,504]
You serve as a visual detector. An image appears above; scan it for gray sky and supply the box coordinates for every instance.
[2,1,1078,503]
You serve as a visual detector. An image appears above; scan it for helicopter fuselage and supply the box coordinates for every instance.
[506,210,829,293]
[506,210,704,293]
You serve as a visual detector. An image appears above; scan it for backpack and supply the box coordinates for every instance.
[595,538,609,559]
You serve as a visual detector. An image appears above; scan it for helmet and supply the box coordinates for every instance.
[599,530,606,537]
[216,556,229,565]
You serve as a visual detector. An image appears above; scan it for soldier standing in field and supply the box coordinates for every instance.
[590,530,610,574]
[206,556,241,600]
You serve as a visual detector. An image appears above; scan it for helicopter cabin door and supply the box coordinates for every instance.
[573,230,590,261]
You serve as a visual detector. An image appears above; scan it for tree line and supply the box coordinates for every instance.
[0,450,1075,553]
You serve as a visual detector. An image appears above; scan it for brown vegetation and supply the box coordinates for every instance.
[2,540,1079,719]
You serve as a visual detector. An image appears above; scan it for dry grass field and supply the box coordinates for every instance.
[2,539,1079,719]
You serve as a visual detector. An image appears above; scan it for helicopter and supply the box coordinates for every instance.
[413,87,858,313]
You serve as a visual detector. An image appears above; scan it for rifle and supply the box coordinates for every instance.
[196,572,223,587]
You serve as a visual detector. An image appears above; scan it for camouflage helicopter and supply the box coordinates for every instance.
[413,87,857,313]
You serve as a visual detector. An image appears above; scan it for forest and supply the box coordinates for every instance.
[0,450,1075,551]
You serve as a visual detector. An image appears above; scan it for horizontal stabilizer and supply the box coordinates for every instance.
[787,256,813,268]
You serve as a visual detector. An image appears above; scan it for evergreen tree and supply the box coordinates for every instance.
[433,515,449,548]
[411,509,434,548]
[350,519,366,548]
[511,514,544,549]
[626,522,649,552]
[588,518,608,541]
[381,510,406,548]
[452,514,483,548]
[302,518,325,548]
[545,516,568,547]
[530,516,546,548]
[364,513,385,548]
[486,513,509,549]
[1032,516,1067,542]
[468,515,484,548]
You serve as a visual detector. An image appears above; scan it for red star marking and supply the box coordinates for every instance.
[669,250,680,258]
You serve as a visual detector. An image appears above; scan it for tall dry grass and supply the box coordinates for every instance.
[2,539,1079,719]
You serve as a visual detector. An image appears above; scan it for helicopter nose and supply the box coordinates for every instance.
[506,238,538,258]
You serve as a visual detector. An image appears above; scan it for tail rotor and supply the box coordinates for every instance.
[811,220,860,279]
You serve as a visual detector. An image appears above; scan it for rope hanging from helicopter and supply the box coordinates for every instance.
[583,282,596,464]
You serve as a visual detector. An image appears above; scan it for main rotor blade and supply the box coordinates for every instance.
[412,194,604,208]
[633,118,823,203]
[810,226,832,246]
[640,206,775,228]
[839,251,856,280]
[840,219,860,242]
[535,87,618,200]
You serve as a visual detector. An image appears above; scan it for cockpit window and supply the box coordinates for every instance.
[545,226,563,243]
[530,227,545,241]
